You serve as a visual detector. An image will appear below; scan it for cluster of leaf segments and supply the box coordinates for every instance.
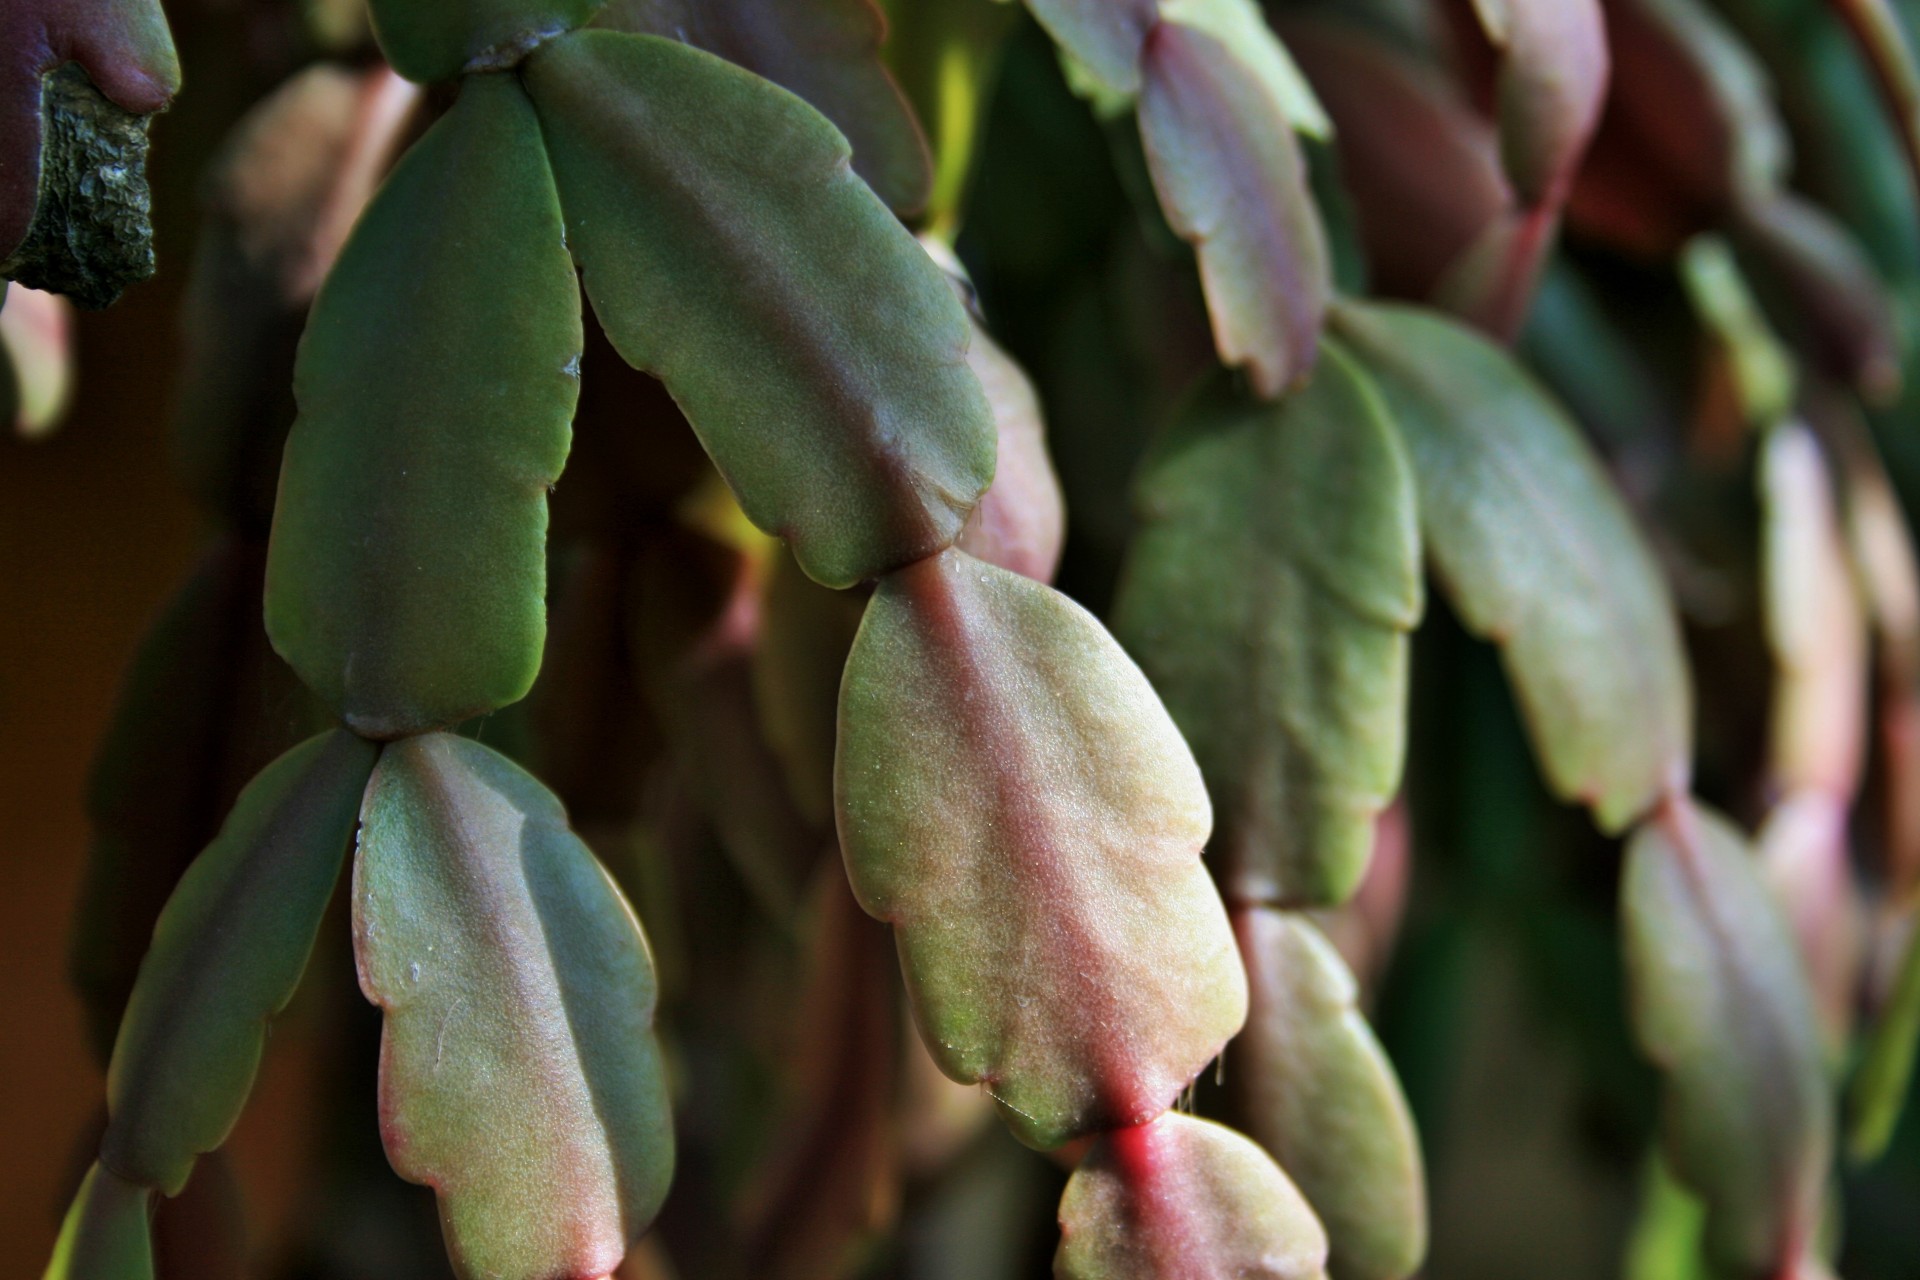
[42,0,1350,1274]
[32,0,1900,1276]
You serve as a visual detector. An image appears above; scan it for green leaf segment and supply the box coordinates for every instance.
[1115,351,1420,909]
[1111,341,1426,1280]
[266,71,580,739]
[356,734,673,1279]
[1623,800,1832,1276]
[837,548,1246,1148]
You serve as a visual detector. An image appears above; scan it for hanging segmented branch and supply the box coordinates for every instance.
[28,0,1920,1274]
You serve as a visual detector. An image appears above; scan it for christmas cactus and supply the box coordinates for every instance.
[14,0,1920,1276]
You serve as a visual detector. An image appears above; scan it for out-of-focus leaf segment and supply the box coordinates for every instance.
[31,0,1920,1274]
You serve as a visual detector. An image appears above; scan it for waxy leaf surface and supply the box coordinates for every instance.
[1622,801,1830,1276]
[1337,301,1691,832]
[102,731,376,1194]
[836,549,1246,1149]
[1055,1113,1330,1280]
[367,0,601,82]
[590,0,930,213]
[1114,355,1419,907]
[1139,13,1331,397]
[44,1163,151,1280]
[1231,909,1426,1280]
[355,733,673,1280]
[266,74,579,738]
[526,31,993,589]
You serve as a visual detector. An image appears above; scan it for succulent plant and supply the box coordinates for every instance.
[23,0,1920,1276]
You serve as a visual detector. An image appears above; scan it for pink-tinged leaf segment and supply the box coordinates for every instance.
[1277,17,1510,302]
[45,1163,153,1280]
[955,316,1066,583]
[1622,800,1831,1277]
[101,731,377,1195]
[1758,424,1867,801]
[836,549,1247,1149]
[1336,300,1692,832]
[1113,354,1420,908]
[367,0,603,82]
[1231,909,1426,1280]
[265,73,580,738]
[1468,0,1609,206]
[525,31,994,589]
[590,0,931,214]
[1139,6,1331,397]
[1055,1113,1330,1280]
[355,733,673,1280]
